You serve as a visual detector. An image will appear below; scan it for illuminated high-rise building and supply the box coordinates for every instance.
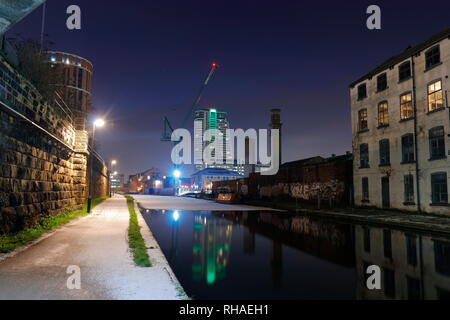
[194,108,243,174]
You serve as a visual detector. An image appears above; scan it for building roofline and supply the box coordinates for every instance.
[47,50,94,69]
[349,27,450,88]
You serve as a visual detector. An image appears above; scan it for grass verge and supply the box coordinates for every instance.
[0,196,110,254]
[125,195,151,267]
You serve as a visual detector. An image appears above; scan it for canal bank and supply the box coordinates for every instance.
[243,200,450,236]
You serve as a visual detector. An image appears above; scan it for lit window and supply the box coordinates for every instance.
[50,56,56,62]
[358,109,368,131]
[400,92,413,120]
[378,101,389,127]
[428,80,443,112]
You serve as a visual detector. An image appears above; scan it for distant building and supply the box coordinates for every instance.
[194,107,244,175]
[192,167,243,192]
[110,173,124,190]
[128,168,161,194]
[350,27,450,215]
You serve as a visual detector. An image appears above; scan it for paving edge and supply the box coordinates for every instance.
[297,209,450,236]
[134,201,189,300]
[0,214,96,263]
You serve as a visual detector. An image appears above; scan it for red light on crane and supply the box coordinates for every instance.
[212,62,218,68]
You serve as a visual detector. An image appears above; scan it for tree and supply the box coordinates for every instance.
[8,36,62,103]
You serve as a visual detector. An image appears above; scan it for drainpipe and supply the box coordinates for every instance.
[411,55,422,213]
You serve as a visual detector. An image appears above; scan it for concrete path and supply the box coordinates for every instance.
[134,194,278,211]
[0,195,183,300]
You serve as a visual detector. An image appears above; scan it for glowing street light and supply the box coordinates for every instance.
[173,170,181,179]
[88,118,107,213]
[94,118,105,128]
[173,170,181,196]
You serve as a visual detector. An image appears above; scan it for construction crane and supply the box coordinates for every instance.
[161,62,219,142]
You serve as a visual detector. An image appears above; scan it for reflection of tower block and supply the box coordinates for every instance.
[270,108,283,166]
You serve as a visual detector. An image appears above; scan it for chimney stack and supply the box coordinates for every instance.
[270,108,282,166]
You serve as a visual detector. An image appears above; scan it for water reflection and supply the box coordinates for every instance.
[354,225,450,300]
[141,208,450,300]
[192,215,233,285]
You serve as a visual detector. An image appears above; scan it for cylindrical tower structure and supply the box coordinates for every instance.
[47,51,93,130]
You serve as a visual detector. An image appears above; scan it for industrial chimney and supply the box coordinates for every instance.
[270,108,282,166]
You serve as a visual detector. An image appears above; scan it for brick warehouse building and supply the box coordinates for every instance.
[350,28,450,215]
[213,153,353,207]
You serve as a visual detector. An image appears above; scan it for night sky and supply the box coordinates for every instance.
[8,0,450,178]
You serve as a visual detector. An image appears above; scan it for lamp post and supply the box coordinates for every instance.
[87,119,105,213]
[173,169,181,196]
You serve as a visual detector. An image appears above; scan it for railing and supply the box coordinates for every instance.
[0,53,76,147]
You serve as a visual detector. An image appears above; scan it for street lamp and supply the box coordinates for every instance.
[173,170,181,196]
[87,118,105,213]
[173,170,181,179]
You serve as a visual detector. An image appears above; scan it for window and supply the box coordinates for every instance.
[406,234,418,266]
[427,80,443,112]
[377,73,387,91]
[360,144,369,168]
[404,174,415,203]
[402,134,415,163]
[425,46,441,70]
[400,92,413,120]
[384,268,396,298]
[429,126,446,160]
[379,139,390,165]
[358,109,368,131]
[431,172,448,205]
[407,277,421,300]
[383,230,392,259]
[362,177,369,201]
[377,102,389,127]
[399,61,411,81]
[358,83,367,100]
[363,227,371,252]
[434,240,450,276]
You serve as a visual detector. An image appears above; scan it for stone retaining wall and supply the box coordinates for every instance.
[0,109,86,233]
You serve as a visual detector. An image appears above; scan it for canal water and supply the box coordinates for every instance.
[140,208,450,300]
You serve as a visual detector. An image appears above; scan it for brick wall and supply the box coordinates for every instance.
[213,155,353,206]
